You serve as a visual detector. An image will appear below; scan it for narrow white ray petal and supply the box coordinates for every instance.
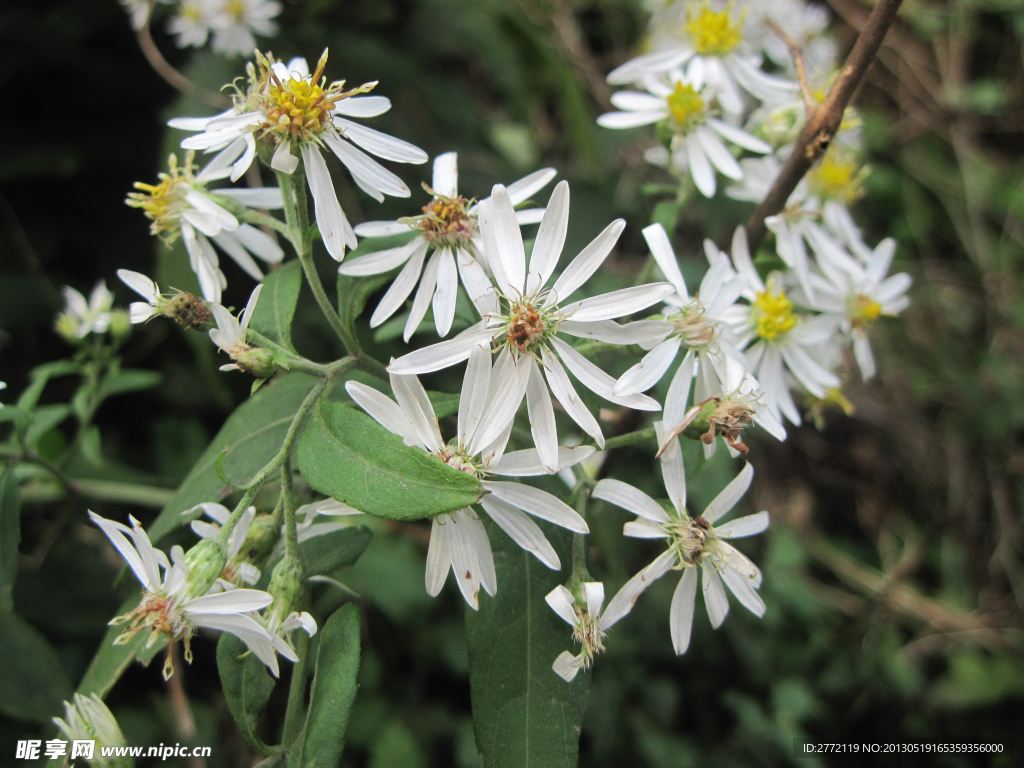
[344,381,420,446]
[563,283,675,323]
[526,362,559,473]
[301,145,356,260]
[779,345,839,397]
[482,498,563,573]
[315,498,363,516]
[338,238,419,276]
[333,96,391,117]
[482,481,589,533]
[272,141,299,174]
[686,133,716,198]
[597,110,667,129]
[432,152,458,197]
[552,651,585,682]
[123,519,162,590]
[716,511,769,539]
[369,240,429,328]
[655,422,687,514]
[458,344,492,449]
[387,328,496,374]
[600,549,676,628]
[730,225,762,291]
[592,479,669,523]
[583,582,605,619]
[89,512,152,591]
[866,237,897,282]
[707,118,771,153]
[614,337,681,396]
[129,303,158,323]
[703,463,753,524]
[702,564,730,628]
[462,510,497,597]
[540,346,604,448]
[432,248,458,337]
[669,567,699,654]
[549,220,626,304]
[457,247,500,317]
[468,352,532,455]
[610,91,667,111]
[212,233,264,281]
[491,445,595,477]
[606,47,692,84]
[624,518,669,538]
[544,584,577,625]
[515,209,545,225]
[425,515,453,596]
[323,134,410,198]
[853,328,876,380]
[117,270,157,302]
[721,565,765,617]
[184,589,272,614]
[475,198,514,299]
[168,110,232,131]
[390,372,443,453]
[404,250,440,341]
[232,224,285,264]
[215,187,285,209]
[526,181,569,294]
[447,509,483,609]
[240,284,262,332]
[663,349,696,431]
[549,337,661,411]
[696,126,743,180]
[505,167,558,205]
[333,118,428,163]
[353,220,413,237]
[559,319,671,346]
[642,223,688,299]
[481,185,525,295]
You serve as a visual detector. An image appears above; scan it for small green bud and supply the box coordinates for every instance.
[109,309,132,340]
[239,513,281,566]
[55,313,83,344]
[183,538,228,599]
[266,553,305,631]
[234,347,280,379]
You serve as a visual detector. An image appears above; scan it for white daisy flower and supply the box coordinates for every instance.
[719,227,840,426]
[592,428,768,655]
[742,0,837,78]
[599,73,771,198]
[346,344,595,609]
[208,284,262,371]
[53,694,129,768]
[56,282,114,339]
[168,0,217,49]
[174,50,428,262]
[127,152,285,303]
[340,152,556,339]
[608,0,797,115]
[545,579,648,682]
[89,511,295,678]
[387,182,672,462]
[185,502,262,586]
[794,236,911,380]
[117,269,162,324]
[210,0,281,57]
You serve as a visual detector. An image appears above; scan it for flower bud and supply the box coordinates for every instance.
[238,513,281,565]
[265,553,305,631]
[234,347,281,379]
[183,538,228,599]
[109,309,133,341]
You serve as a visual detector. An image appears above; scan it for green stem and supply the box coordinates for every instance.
[599,426,657,451]
[244,329,332,377]
[281,454,299,560]
[282,630,311,745]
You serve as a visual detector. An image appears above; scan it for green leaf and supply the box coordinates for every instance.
[217,632,277,754]
[0,465,21,613]
[288,604,361,768]
[16,360,79,411]
[148,373,318,544]
[300,526,373,577]
[251,261,303,352]
[296,399,481,521]
[98,368,163,400]
[80,424,104,466]
[0,611,74,722]
[24,403,73,449]
[336,232,415,338]
[466,522,590,768]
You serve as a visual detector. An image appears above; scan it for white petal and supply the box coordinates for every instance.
[353,220,414,237]
[655,422,687,514]
[432,248,458,337]
[623,518,668,538]
[483,496,560,570]
[600,549,676,628]
[333,118,428,163]
[432,152,459,197]
[642,223,687,299]
[239,284,262,332]
[505,167,558,206]
[404,250,440,341]
[544,584,577,625]
[853,328,876,380]
[703,463,753,523]
[184,588,272,614]
[663,349,696,432]
[480,184,526,295]
[323,134,410,198]
[540,346,604,448]
[333,96,392,117]
[592,479,669,523]
[613,337,681,395]
[526,181,569,295]
[337,237,419,276]
[467,352,532,455]
[462,510,497,597]
[721,565,765,617]
[491,445,595,477]
[215,187,285,209]
[447,509,485,609]
[597,110,666,129]
[482,480,589,533]
[88,512,152,591]
[701,565,729,629]
[549,337,661,411]
[696,126,743,180]
[552,651,585,682]
[117,269,157,302]
[390,372,444,453]
[549,220,626,304]
[716,511,769,539]
[369,240,429,328]
[344,381,419,446]
[211,233,264,281]
[457,247,500,317]
[686,133,716,198]
[669,567,698,654]
[301,145,357,260]
[457,344,493,449]
[232,224,284,264]
[584,582,605,618]
[271,141,299,174]
[563,283,675,323]
[610,90,666,111]
[425,515,453,597]
[707,118,771,154]
[526,361,559,473]
[559,319,672,346]
[387,328,496,374]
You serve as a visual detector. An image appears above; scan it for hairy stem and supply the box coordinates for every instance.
[282,630,311,745]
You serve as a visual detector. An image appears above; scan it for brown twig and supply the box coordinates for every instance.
[136,21,232,109]
[765,19,814,113]
[745,0,904,251]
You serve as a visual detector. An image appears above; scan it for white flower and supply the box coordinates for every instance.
[209,284,262,370]
[346,345,595,609]
[120,0,168,31]
[127,152,285,303]
[387,181,672,461]
[592,429,768,655]
[545,580,645,682]
[186,502,262,586]
[795,236,911,380]
[742,0,837,78]
[53,694,129,768]
[57,282,114,339]
[169,0,217,48]
[89,511,295,678]
[117,269,163,324]
[608,0,797,115]
[598,75,771,197]
[340,152,556,339]
[174,50,428,262]
[210,0,281,57]
[720,227,840,426]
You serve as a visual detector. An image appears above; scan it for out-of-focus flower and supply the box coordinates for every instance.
[53,694,131,768]
[56,282,114,341]
[210,0,281,57]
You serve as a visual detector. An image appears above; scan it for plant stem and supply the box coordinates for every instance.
[281,455,299,560]
[136,20,231,109]
[599,426,657,451]
[282,630,311,745]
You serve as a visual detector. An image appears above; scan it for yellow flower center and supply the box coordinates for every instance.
[505,300,550,355]
[126,154,194,239]
[226,0,246,22]
[180,1,205,22]
[849,294,882,327]
[666,82,706,133]
[808,153,868,204]
[752,289,798,341]
[685,4,743,56]
[666,514,714,566]
[416,194,478,245]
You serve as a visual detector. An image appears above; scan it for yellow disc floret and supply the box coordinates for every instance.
[808,151,869,205]
[406,186,479,247]
[849,294,883,328]
[685,2,744,56]
[126,153,197,240]
[752,288,798,341]
[225,0,246,22]
[666,82,706,133]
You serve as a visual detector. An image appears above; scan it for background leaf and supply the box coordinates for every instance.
[218,632,277,754]
[296,399,481,521]
[466,521,590,768]
[288,603,361,768]
[256,526,374,590]
[0,611,73,722]
[251,261,303,352]
[0,464,20,613]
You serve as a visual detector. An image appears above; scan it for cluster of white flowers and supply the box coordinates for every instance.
[121,0,281,58]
